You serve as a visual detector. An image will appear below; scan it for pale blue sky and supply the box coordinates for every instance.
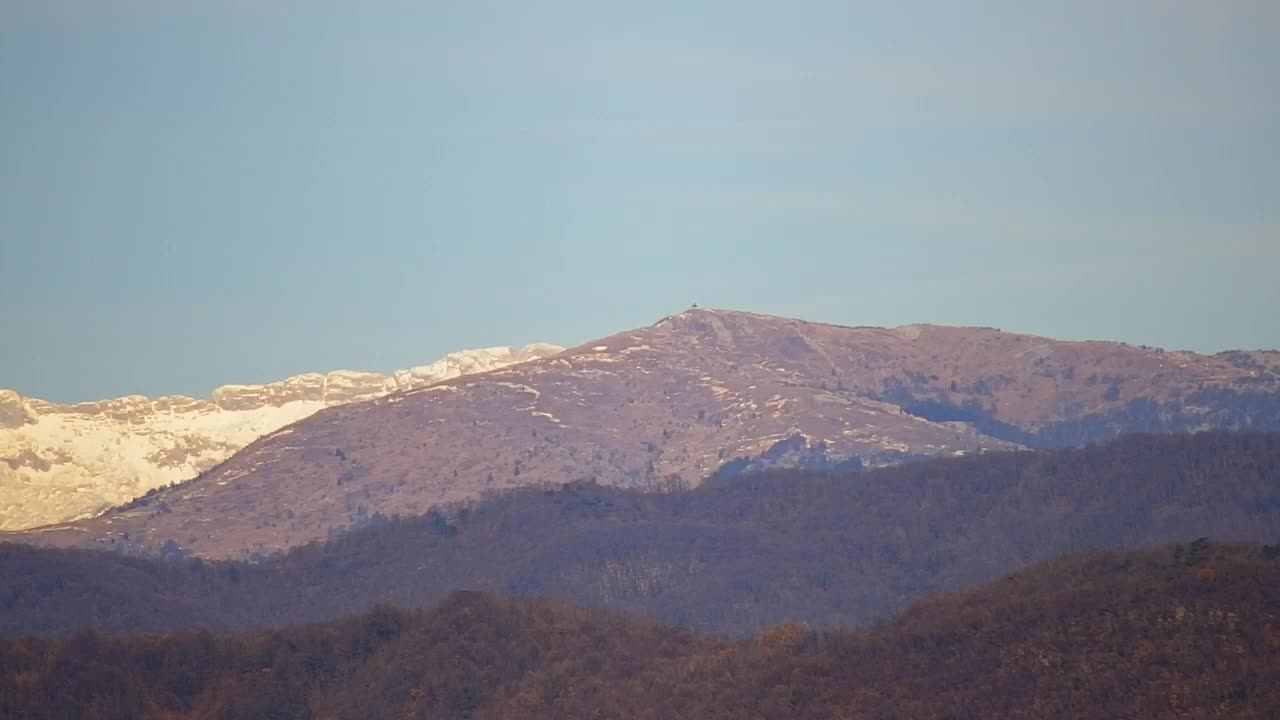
[2,1,1277,402]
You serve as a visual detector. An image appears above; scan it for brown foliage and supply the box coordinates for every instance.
[2,432,1279,638]
[1,543,1278,719]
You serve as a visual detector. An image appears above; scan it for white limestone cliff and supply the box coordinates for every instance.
[0,344,562,530]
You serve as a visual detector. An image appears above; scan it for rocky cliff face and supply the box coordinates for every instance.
[0,344,562,530]
[18,308,1280,560]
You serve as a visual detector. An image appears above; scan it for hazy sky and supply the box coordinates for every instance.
[2,1,1278,402]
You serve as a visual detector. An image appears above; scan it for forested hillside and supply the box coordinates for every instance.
[3,432,1278,637]
[3,543,1278,719]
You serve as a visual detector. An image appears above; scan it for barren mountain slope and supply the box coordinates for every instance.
[0,343,561,530]
[16,308,1280,558]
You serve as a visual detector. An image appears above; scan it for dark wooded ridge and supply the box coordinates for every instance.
[2,542,1278,719]
[3,431,1278,638]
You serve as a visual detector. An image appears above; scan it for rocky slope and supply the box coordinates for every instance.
[14,308,1280,558]
[0,343,562,530]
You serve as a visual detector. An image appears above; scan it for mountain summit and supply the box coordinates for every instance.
[17,308,1280,558]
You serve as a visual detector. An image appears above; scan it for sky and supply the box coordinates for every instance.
[2,0,1278,402]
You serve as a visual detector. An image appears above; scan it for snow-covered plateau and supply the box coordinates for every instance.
[0,343,562,530]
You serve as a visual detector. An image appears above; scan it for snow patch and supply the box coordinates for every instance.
[0,341,562,531]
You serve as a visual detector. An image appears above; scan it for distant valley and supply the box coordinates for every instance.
[0,343,561,530]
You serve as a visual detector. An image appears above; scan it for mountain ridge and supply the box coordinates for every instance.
[4,432,1278,637]
[13,308,1280,557]
[0,343,563,530]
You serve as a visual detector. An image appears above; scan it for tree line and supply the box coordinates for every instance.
[2,431,1279,638]
[2,541,1278,719]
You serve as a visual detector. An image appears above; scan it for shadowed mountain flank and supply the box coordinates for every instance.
[3,542,1278,720]
[3,432,1278,638]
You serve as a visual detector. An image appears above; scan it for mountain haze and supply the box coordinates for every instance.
[14,308,1280,558]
